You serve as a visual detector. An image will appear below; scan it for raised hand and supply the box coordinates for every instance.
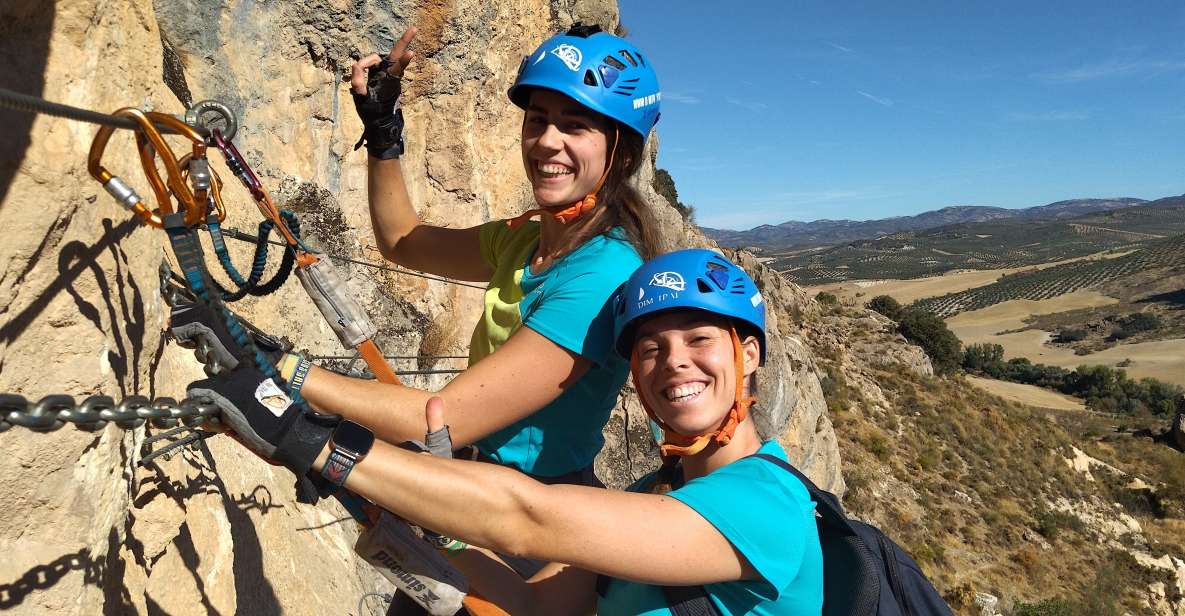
[351,27,418,159]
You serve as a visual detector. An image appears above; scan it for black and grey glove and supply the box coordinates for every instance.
[187,364,338,476]
[169,302,287,375]
[352,58,405,159]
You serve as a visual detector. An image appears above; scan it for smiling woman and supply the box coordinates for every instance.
[205,250,827,615]
[173,20,670,599]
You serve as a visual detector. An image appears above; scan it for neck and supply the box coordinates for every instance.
[532,203,605,268]
[680,420,763,482]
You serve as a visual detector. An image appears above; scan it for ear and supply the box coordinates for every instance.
[740,335,760,378]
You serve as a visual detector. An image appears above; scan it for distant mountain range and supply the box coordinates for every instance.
[703,198,1148,251]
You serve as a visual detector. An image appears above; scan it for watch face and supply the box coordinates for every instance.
[332,420,375,456]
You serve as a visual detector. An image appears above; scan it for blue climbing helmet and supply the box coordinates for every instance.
[614,249,766,364]
[508,23,661,140]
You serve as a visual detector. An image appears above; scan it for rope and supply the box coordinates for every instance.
[208,210,300,301]
[0,86,229,139]
[217,227,487,289]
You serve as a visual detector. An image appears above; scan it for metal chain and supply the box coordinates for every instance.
[0,394,220,433]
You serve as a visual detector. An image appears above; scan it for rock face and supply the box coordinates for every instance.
[0,1,848,613]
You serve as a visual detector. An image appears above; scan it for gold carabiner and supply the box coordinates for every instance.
[87,108,209,228]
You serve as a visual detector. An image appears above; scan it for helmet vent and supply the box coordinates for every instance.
[637,53,647,67]
[583,69,599,87]
[603,56,626,70]
[697,278,715,293]
[618,49,638,67]
[599,65,620,87]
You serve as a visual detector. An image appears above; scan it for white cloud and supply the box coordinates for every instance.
[725,97,769,112]
[1006,110,1091,122]
[856,90,894,107]
[826,41,854,53]
[663,91,701,104]
[1037,58,1185,83]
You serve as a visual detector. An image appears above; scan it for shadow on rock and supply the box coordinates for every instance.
[0,2,53,209]
[0,548,103,610]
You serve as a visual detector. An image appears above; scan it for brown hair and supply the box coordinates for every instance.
[546,123,665,261]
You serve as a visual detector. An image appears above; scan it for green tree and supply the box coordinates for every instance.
[652,167,695,221]
[867,295,903,320]
[897,309,963,375]
[962,343,1005,377]
[815,291,839,306]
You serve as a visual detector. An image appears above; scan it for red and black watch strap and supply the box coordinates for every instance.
[321,420,374,487]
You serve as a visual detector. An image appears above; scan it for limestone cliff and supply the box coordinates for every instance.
[0,1,846,613]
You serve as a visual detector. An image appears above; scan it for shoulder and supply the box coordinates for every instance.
[674,442,814,511]
[671,443,822,601]
[481,220,539,258]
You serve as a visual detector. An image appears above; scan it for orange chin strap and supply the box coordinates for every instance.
[630,327,756,458]
[507,129,620,229]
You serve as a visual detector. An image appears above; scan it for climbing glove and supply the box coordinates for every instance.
[352,58,406,159]
[187,363,337,476]
[169,302,287,375]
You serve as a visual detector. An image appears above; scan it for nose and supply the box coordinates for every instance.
[659,340,692,373]
[535,122,563,152]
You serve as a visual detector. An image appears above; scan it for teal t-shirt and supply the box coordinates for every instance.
[469,220,642,476]
[598,441,824,615]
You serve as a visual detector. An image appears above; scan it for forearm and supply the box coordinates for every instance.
[300,365,433,444]
[320,440,551,559]
[447,547,539,615]
[367,156,420,263]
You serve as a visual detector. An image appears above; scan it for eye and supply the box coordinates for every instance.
[637,342,660,358]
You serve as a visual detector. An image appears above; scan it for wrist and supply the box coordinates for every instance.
[278,353,312,404]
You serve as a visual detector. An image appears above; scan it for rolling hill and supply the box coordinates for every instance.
[772,197,1185,286]
[704,198,1147,251]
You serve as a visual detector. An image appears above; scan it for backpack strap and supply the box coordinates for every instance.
[753,453,854,535]
[662,584,723,616]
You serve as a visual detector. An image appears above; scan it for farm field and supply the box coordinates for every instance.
[774,199,1185,286]
[805,255,1100,306]
[947,292,1185,387]
[964,376,1085,411]
[913,233,1185,317]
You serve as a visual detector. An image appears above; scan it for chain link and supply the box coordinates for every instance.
[0,394,221,433]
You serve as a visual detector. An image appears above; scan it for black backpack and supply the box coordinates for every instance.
[662,454,955,616]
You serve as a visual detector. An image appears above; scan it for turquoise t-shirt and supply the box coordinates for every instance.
[598,441,824,615]
[468,220,642,476]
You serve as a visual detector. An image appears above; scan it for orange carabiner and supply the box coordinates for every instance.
[87,108,208,228]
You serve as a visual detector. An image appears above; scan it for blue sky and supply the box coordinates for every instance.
[618,1,1185,229]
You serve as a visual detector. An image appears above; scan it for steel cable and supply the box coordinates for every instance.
[0,86,233,139]
[217,227,487,289]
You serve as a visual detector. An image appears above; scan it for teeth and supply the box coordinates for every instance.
[537,163,573,176]
[665,382,706,402]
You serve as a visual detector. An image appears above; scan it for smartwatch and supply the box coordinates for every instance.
[321,420,375,487]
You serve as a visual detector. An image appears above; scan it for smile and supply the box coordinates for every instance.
[665,382,706,403]
[536,161,573,178]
